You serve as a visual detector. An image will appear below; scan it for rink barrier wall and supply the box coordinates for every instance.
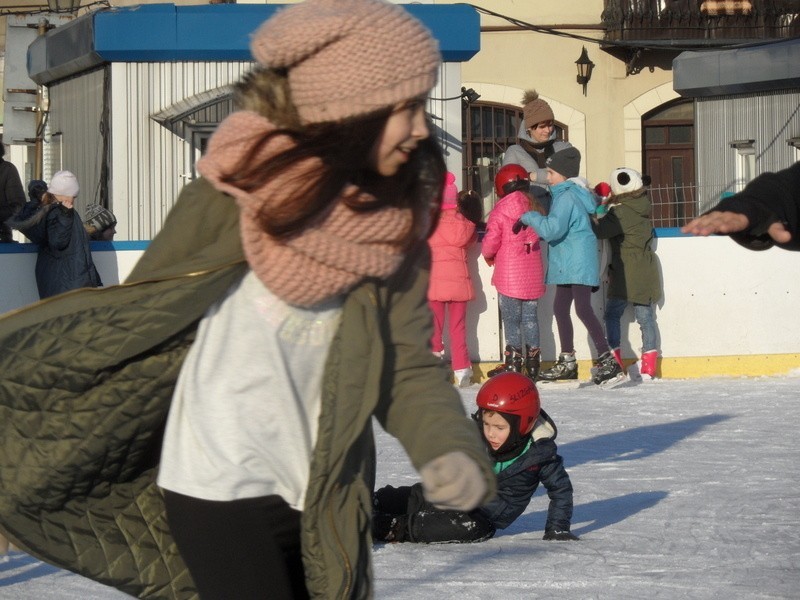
[1,231,799,381]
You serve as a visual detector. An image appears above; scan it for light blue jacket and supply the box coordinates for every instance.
[520,179,600,286]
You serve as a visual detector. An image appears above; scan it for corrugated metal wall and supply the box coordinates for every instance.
[45,67,107,213]
[695,89,800,213]
[108,61,462,241]
[110,61,252,241]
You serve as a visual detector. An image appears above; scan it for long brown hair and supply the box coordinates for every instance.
[220,68,445,247]
[40,191,59,206]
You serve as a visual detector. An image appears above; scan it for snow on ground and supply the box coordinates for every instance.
[2,375,800,599]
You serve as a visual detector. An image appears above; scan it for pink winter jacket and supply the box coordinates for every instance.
[482,190,546,300]
[427,208,476,302]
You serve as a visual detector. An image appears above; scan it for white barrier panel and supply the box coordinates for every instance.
[2,234,799,368]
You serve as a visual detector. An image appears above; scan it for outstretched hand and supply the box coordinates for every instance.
[681,211,792,245]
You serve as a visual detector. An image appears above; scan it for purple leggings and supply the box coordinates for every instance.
[553,284,610,356]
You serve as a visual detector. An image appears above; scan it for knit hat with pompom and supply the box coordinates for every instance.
[610,168,651,196]
[522,90,555,130]
[250,0,441,125]
[594,182,612,201]
[442,172,458,209]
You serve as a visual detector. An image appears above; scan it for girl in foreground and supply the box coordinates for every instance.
[155,0,494,597]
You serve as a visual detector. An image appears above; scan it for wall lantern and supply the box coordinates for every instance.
[429,87,481,108]
[575,46,594,96]
[460,87,481,105]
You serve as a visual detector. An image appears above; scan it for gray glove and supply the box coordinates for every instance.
[419,451,487,512]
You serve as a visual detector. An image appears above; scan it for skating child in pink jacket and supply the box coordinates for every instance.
[482,164,546,379]
[427,172,478,387]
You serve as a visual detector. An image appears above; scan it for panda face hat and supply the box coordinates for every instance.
[610,168,651,196]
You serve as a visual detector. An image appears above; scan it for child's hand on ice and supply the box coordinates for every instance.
[543,529,579,541]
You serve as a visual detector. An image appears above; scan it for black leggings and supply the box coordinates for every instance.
[163,490,308,600]
[553,284,610,355]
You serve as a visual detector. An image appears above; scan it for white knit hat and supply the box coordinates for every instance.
[610,168,652,196]
[48,170,80,197]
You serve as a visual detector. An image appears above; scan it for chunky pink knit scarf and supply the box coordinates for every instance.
[197,111,412,307]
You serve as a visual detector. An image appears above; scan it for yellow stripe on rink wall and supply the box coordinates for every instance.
[647,354,800,379]
[473,354,800,383]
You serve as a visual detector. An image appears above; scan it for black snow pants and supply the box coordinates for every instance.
[373,483,495,544]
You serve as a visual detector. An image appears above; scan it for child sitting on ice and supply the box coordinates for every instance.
[372,372,578,543]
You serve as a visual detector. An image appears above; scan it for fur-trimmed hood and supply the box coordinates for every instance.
[5,200,53,232]
[608,188,651,219]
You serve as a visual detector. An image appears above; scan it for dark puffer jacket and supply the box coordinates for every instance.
[478,408,573,532]
[7,200,102,298]
[0,158,26,242]
[711,161,800,252]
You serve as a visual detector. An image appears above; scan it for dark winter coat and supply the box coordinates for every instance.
[374,408,574,543]
[711,161,800,251]
[6,200,102,298]
[0,177,495,600]
[478,408,573,532]
[0,158,26,242]
[592,188,662,305]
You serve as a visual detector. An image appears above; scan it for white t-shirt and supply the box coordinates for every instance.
[157,270,343,510]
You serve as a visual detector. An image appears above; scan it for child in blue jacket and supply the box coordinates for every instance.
[516,147,623,386]
[373,372,577,543]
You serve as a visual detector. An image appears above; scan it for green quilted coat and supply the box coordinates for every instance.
[0,178,495,599]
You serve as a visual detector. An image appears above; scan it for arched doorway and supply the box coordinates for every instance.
[642,99,696,228]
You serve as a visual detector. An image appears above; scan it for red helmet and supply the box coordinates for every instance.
[494,164,529,197]
[476,372,541,435]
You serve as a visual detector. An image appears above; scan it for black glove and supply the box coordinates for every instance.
[511,219,528,234]
[543,529,579,541]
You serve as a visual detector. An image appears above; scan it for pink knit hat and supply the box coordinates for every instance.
[251,0,441,125]
[442,171,458,209]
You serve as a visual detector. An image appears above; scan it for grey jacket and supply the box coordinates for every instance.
[502,121,573,188]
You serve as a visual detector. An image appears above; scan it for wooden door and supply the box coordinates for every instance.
[642,100,696,228]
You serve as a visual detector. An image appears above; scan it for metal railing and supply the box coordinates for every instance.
[649,184,698,228]
[648,183,732,228]
[602,0,800,42]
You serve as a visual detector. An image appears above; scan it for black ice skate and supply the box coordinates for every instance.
[592,350,626,388]
[487,345,523,378]
[524,345,541,381]
[537,352,578,389]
